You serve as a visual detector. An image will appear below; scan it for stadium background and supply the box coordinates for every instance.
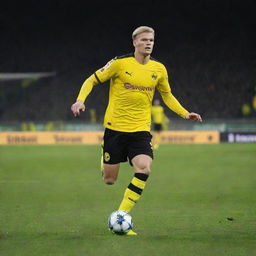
[0,0,256,134]
[1,1,256,255]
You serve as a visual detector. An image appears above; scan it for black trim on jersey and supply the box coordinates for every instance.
[115,52,163,65]
[116,53,134,59]
[94,73,101,83]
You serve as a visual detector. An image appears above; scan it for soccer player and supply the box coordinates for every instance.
[151,98,166,149]
[71,26,202,235]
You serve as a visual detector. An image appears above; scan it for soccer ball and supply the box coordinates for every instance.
[108,210,133,234]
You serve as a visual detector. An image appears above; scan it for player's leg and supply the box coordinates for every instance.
[118,131,153,212]
[118,154,152,213]
[102,163,120,185]
[118,154,152,236]
[101,128,126,184]
[132,154,152,175]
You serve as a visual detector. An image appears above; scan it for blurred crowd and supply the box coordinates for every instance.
[1,1,255,122]
[1,36,255,123]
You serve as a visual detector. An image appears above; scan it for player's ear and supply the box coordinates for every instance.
[133,39,137,47]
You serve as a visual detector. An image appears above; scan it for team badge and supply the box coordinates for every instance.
[151,73,157,80]
[104,152,110,162]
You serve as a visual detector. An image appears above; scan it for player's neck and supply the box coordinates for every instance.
[134,52,150,65]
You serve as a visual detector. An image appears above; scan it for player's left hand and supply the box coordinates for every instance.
[185,112,202,122]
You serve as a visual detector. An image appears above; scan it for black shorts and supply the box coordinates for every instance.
[102,128,153,165]
[153,123,163,132]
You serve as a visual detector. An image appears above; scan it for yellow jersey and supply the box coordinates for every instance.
[151,105,164,124]
[77,53,188,132]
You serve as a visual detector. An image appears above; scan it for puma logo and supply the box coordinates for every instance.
[125,71,132,76]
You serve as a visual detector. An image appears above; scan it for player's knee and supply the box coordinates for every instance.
[143,166,151,175]
[102,164,119,185]
[137,165,151,176]
[132,155,152,175]
[103,176,116,185]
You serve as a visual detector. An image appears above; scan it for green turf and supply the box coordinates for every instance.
[0,144,256,256]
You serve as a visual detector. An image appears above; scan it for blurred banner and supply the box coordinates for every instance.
[0,131,219,145]
[221,132,256,143]
[0,132,103,145]
[160,131,219,144]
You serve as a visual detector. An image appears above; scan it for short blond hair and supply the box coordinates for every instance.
[132,26,155,40]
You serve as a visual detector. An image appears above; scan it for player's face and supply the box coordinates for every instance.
[133,32,154,56]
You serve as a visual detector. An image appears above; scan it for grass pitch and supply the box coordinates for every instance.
[0,144,255,256]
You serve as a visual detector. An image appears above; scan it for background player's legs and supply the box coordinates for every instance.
[103,163,120,185]
[118,154,152,212]
[152,131,161,149]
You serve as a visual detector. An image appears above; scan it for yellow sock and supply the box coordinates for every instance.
[153,132,161,149]
[118,173,148,213]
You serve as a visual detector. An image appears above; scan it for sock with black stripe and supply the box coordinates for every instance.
[118,173,149,213]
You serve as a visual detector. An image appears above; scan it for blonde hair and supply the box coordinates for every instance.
[132,26,155,40]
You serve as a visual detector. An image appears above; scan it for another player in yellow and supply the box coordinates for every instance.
[71,26,202,236]
[151,98,166,149]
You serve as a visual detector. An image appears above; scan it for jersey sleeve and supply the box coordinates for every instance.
[157,65,189,118]
[76,57,119,103]
[76,74,99,102]
[94,57,120,83]
[156,65,171,94]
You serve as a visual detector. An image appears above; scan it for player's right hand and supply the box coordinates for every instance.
[71,101,86,117]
